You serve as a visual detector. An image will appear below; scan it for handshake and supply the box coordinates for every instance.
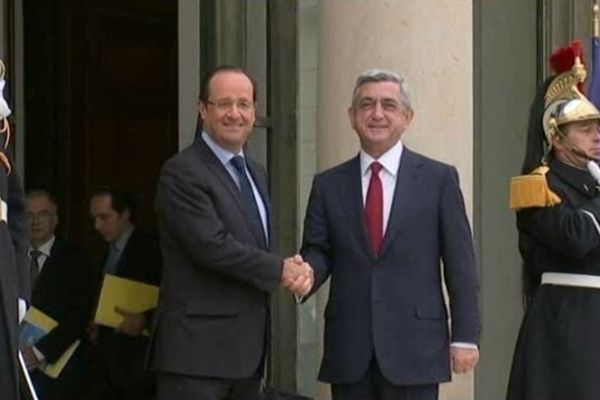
[281,254,314,296]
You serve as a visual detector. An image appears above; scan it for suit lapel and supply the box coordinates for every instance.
[196,140,242,204]
[340,156,373,258]
[33,239,61,299]
[114,232,132,276]
[246,160,271,248]
[378,148,422,258]
[195,140,267,248]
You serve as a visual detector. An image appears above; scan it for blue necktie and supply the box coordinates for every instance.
[230,156,267,248]
[103,244,120,275]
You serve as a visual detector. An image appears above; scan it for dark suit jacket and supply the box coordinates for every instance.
[301,148,480,385]
[0,150,28,398]
[96,229,162,387]
[149,138,283,380]
[32,238,93,363]
[29,238,93,398]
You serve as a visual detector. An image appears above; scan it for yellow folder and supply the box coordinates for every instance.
[40,340,80,378]
[93,274,159,334]
[23,306,57,333]
[20,307,79,379]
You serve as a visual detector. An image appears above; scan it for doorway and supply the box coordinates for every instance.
[23,0,178,260]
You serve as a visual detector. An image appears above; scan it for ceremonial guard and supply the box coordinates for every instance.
[508,42,600,400]
[0,58,30,399]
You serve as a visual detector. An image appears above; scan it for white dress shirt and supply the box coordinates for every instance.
[28,235,56,273]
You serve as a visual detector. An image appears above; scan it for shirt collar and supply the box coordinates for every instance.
[29,235,56,257]
[202,131,245,167]
[360,140,404,177]
[113,227,134,252]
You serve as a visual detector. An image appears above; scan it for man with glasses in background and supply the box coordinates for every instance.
[23,189,93,400]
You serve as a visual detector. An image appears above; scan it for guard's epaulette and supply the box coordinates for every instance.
[509,166,561,210]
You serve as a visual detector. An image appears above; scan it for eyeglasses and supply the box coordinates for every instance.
[206,99,255,112]
[28,211,56,220]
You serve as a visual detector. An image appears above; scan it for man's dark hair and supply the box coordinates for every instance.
[198,65,257,103]
[89,186,138,223]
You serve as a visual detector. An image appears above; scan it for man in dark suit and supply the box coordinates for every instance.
[149,66,313,400]
[300,69,480,400]
[22,189,93,400]
[89,188,162,400]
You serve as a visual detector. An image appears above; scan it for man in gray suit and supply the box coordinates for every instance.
[150,65,312,400]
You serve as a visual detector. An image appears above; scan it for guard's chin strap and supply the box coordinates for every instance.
[554,124,597,162]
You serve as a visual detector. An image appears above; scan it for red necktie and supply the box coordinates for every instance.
[365,162,383,256]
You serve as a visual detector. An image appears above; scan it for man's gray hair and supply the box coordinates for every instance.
[351,68,412,111]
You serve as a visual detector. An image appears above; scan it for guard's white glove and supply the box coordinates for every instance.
[0,79,12,119]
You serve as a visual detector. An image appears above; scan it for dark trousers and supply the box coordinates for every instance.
[156,372,261,400]
[31,344,93,400]
[90,344,155,400]
[331,357,438,400]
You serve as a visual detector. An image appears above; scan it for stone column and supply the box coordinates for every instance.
[316,1,474,399]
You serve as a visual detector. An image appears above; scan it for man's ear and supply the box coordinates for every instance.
[403,108,414,124]
[550,132,563,150]
[347,107,356,130]
[199,100,208,120]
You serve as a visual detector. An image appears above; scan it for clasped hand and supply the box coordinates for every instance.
[281,254,314,296]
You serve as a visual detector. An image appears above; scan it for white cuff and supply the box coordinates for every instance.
[18,299,27,322]
[450,342,478,349]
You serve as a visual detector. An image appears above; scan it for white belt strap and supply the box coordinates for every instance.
[541,272,600,289]
[0,199,6,223]
[580,209,600,236]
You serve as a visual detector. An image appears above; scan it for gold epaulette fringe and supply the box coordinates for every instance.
[509,166,561,210]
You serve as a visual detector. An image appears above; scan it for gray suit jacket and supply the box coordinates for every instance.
[149,138,283,379]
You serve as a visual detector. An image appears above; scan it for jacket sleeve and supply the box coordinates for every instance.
[300,173,332,299]
[156,160,283,292]
[439,167,480,345]
[517,197,600,260]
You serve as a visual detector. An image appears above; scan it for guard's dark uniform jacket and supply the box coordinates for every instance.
[0,149,29,400]
[508,159,600,400]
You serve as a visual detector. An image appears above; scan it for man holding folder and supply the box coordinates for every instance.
[89,188,162,400]
[22,189,93,400]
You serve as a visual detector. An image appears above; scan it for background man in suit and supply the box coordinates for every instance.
[300,69,480,400]
[89,188,161,400]
[150,65,312,400]
[23,189,93,400]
